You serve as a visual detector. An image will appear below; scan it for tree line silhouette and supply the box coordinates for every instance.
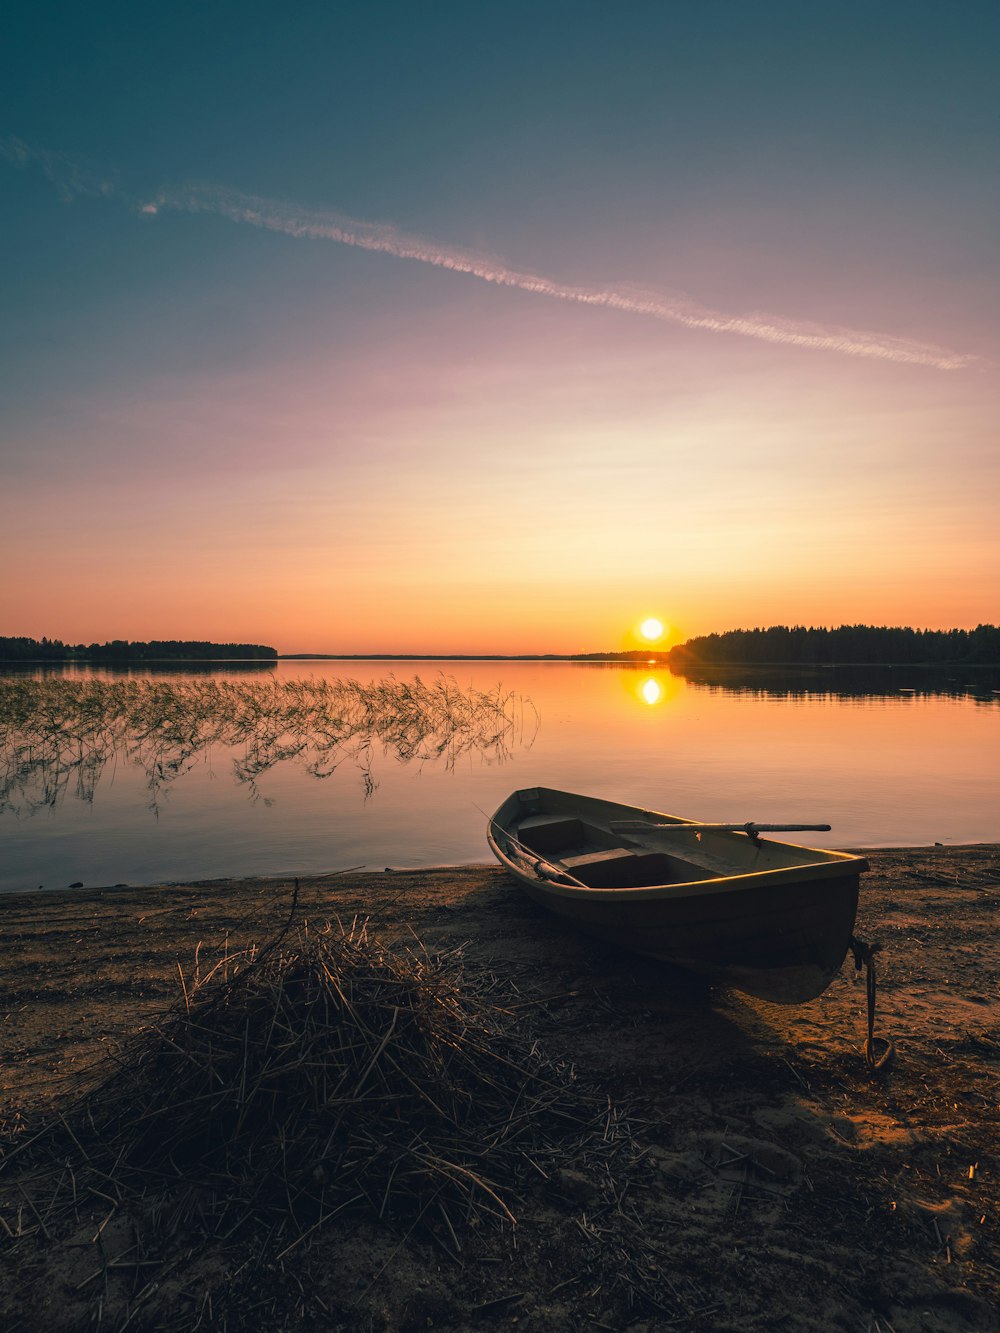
[4,627,999,667]
[0,637,277,662]
[669,624,1000,666]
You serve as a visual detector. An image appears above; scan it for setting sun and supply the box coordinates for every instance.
[640,618,664,642]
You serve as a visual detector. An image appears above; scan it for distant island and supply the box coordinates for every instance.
[3,625,998,666]
[279,651,669,662]
[284,625,1000,665]
[0,637,277,662]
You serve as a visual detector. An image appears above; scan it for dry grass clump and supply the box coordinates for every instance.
[2,915,610,1258]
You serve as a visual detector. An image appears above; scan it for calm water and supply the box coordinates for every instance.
[1,660,998,893]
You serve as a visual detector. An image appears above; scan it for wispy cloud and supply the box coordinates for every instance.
[0,133,118,202]
[2,134,976,370]
[136,187,981,371]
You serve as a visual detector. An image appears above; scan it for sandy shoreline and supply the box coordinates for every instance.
[2,848,999,1330]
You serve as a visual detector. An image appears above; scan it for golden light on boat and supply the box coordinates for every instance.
[641,678,662,705]
[640,617,664,641]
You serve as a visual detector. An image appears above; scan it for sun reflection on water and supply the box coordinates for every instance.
[641,678,662,706]
[627,669,683,709]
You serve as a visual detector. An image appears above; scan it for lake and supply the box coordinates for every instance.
[1,660,998,893]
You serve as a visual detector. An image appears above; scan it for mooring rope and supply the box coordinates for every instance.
[849,935,895,1071]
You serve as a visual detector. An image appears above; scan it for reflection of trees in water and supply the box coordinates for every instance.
[671,664,1000,703]
[0,676,534,815]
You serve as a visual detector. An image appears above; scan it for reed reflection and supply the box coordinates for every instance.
[0,675,532,816]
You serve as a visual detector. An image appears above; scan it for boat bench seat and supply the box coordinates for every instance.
[516,815,586,853]
[561,847,636,887]
[562,847,636,869]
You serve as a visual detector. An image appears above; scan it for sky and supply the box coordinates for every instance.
[2,1,998,654]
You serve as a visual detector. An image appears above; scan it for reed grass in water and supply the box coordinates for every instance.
[0,675,531,814]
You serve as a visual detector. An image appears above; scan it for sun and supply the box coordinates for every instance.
[639,617,664,642]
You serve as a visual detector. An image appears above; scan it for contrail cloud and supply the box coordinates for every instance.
[141,184,974,370]
[1,134,974,370]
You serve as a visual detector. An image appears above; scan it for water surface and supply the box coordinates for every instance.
[1,661,997,893]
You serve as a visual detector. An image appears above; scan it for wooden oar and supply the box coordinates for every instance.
[499,830,590,887]
[481,810,590,888]
[609,821,831,836]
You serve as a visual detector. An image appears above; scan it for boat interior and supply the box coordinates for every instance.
[508,789,843,889]
[513,812,717,888]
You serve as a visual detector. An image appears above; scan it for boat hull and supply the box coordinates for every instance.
[488,787,865,1004]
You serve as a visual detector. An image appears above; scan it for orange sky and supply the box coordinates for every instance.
[4,318,996,653]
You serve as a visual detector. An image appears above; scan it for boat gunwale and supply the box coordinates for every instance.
[487,831,866,901]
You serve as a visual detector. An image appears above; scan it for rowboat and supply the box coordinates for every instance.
[487,787,868,1004]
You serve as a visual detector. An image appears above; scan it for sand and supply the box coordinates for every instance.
[1,847,998,1331]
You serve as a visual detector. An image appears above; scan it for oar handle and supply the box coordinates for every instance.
[609,821,832,834]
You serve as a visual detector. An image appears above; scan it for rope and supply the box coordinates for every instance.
[848,935,895,1072]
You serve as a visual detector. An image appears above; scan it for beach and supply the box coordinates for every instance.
[2,847,998,1331]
